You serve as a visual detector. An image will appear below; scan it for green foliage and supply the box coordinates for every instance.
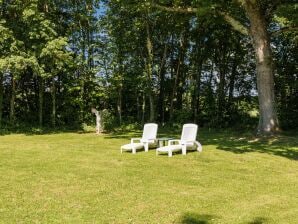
[0,0,296,131]
[172,109,193,124]
[101,109,117,131]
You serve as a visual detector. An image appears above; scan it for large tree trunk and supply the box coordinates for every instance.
[0,73,3,127]
[244,1,279,135]
[10,75,16,125]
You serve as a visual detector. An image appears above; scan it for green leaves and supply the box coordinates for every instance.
[274,3,298,27]
[40,37,73,76]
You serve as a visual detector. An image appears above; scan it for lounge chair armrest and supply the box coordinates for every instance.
[139,138,155,144]
[168,139,181,145]
[131,138,141,144]
[194,140,203,152]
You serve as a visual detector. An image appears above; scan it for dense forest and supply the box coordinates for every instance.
[0,0,297,134]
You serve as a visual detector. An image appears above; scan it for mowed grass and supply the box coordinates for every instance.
[0,129,297,223]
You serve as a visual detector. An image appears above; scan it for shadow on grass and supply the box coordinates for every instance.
[104,129,181,140]
[179,213,217,224]
[200,130,298,160]
[179,213,268,224]
[2,125,297,161]
[106,128,298,160]
[247,217,268,224]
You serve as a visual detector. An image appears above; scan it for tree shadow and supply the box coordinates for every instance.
[105,128,298,160]
[104,128,180,140]
[247,217,268,224]
[200,130,298,160]
[179,213,218,224]
[104,130,143,140]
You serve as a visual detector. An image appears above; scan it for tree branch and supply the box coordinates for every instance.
[151,3,249,36]
[151,3,198,14]
[271,26,298,36]
[218,12,249,35]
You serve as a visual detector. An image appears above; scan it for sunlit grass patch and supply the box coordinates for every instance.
[0,130,297,223]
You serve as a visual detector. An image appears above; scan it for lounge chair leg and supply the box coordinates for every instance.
[132,148,136,154]
[169,151,172,157]
[144,143,149,152]
[197,142,202,152]
[182,145,187,155]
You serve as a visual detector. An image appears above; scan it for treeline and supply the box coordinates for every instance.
[0,0,297,132]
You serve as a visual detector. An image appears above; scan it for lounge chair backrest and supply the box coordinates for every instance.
[142,123,158,140]
[181,124,198,142]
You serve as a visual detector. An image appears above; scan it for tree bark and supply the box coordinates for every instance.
[91,108,101,134]
[244,1,279,134]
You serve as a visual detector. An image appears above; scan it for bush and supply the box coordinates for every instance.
[172,109,193,124]
[101,109,117,132]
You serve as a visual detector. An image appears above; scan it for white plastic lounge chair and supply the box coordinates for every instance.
[156,123,202,157]
[120,123,158,154]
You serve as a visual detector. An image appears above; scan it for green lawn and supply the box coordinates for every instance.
[0,130,297,223]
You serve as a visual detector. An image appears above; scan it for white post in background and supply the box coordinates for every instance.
[91,108,102,134]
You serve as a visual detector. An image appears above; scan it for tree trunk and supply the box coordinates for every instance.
[137,94,140,121]
[228,55,238,108]
[145,16,155,122]
[142,93,146,123]
[217,67,226,125]
[157,44,168,123]
[244,1,279,135]
[169,60,180,121]
[117,51,124,126]
[148,94,155,122]
[169,30,188,121]
[176,28,188,111]
[51,77,56,127]
[0,73,3,127]
[91,108,101,134]
[193,60,202,123]
[39,77,44,127]
[117,87,122,125]
[10,75,16,125]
